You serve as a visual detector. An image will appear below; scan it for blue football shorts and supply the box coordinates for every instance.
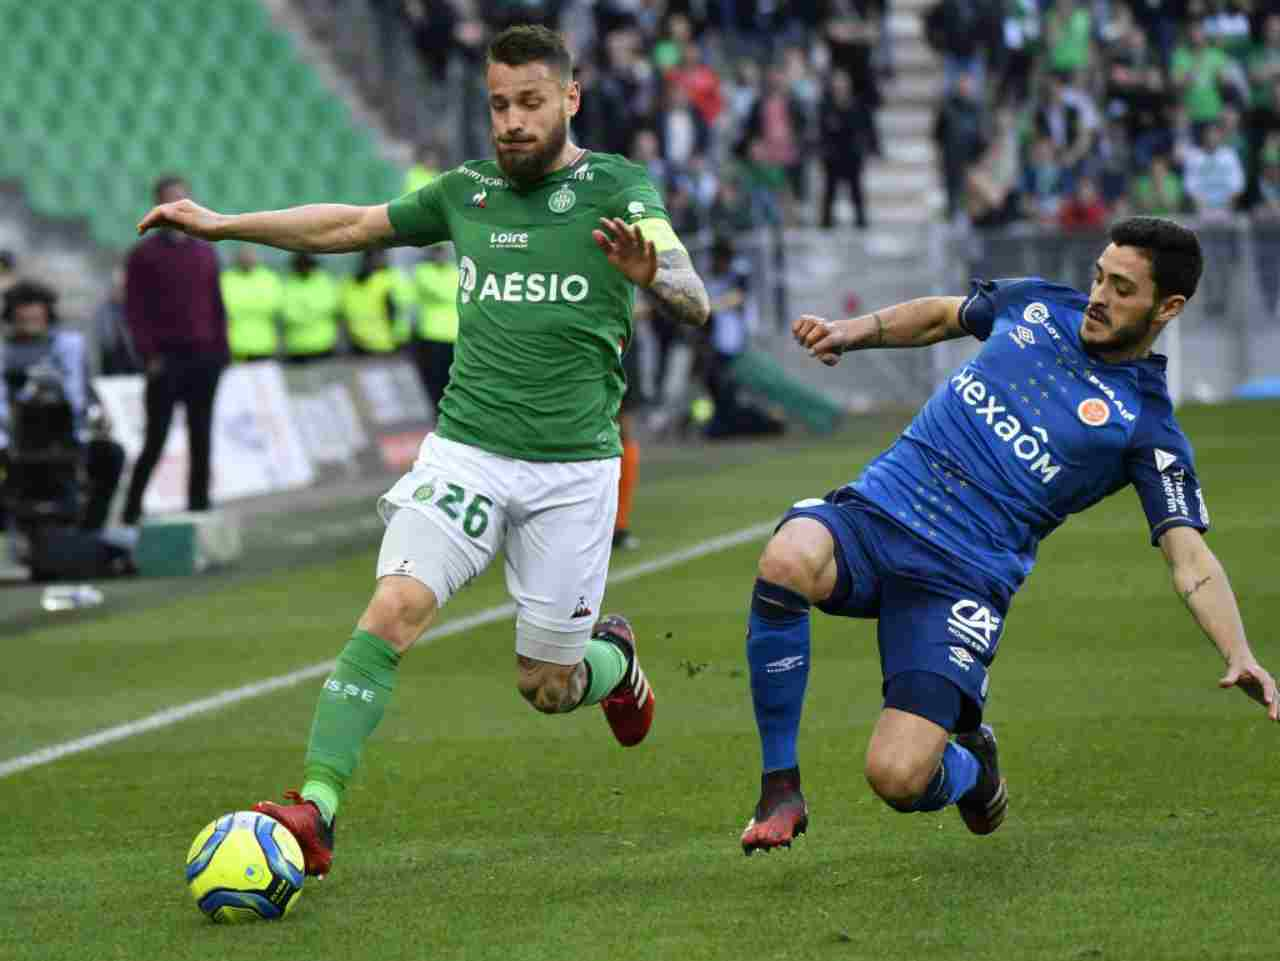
[781,487,1014,728]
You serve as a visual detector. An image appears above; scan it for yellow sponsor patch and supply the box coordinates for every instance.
[633,217,686,254]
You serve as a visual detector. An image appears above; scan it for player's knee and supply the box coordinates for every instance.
[515,658,582,715]
[864,752,934,812]
[757,537,817,599]
[359,578,438,653]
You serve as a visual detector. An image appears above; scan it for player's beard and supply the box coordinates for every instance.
[1082,302,1157,356]
[494,110,569,188]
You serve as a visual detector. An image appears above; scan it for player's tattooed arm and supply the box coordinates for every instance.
[648,248,711,328]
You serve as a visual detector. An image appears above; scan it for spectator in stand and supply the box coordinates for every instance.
[121,174,228,526]
[965,109,1023,228]
[1248,16,1280,133]
[923,0,1003,91]
[403,0,460,83]
[739,137,788,225]
[658,85,710,172]
[709,177,759,230]
[1131,153,1188,215]
[94,266,141,376]
[820,0,884,109]
[1092,117,1134,210]
[1034,70,1102,175]
[1057,174,1111,229]
[724,59,763,133]
[220,245,283,363]
[666,40,725,129]
[1182,120,1246,214]
[652,11,693,72]
[1021,134,1070,223]
[631,127,668,186]
[744,66,809,214]
[934,71,989,219]
[1202,0,1252,60]
[1172,19,1235,138]
[281,252,340,364]
[819,69,874,229]
[1044,0,1093,73]
[674,152,719,219]
[1106,19,1174,166]
[1124,0,1181,66]
[997,0,1042,105]
[0,250,15,298]
[1251,156,1280,316]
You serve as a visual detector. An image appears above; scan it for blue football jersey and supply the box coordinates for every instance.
[850,277,1210,591]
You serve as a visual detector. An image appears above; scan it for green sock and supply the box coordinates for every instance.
[578,637,629,707]
[300,629,400,824]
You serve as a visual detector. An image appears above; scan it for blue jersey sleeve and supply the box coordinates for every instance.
[957,277,1040,341]
[1125,394,1210,546]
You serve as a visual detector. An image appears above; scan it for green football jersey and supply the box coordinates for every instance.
[387,151,678,461]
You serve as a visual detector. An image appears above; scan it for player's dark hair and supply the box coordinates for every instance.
[488,24,573,84]
[153,173,188,203]
[1109,216,1202,302]
[2,279,59,325]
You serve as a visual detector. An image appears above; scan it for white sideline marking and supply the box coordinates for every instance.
[0,520,774,780]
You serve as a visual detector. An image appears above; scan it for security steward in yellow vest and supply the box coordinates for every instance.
[408,245,460,413]
[220,245,282,361]
[281,252,339,364]
[339,250,412,355]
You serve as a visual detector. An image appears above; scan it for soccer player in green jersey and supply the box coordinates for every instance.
[137,25,710,877]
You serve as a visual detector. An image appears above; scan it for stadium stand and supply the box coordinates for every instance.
[0,0,400,252]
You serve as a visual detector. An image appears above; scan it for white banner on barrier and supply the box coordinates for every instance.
[94,362,314,515]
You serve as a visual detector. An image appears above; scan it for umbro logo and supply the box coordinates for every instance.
[765,655,805,673]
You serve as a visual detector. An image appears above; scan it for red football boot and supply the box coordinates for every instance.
[252,790,335,878]
[741,767,808,855]
[595,615,655,747]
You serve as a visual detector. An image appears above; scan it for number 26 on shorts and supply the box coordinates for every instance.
[416,481,492,539]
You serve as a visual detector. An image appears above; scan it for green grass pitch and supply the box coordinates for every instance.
[1,403,1277,961]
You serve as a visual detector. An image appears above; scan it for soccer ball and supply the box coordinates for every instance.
[185,811,306,923]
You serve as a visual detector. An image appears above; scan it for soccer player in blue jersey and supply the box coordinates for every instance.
[740,216,1279,854]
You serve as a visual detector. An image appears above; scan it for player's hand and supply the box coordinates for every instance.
[593,217,658,287]
[793,314,847,366]
[136,198,226,239]
[1219,659,1279,721]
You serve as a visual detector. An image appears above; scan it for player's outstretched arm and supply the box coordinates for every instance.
[793,296,970,366]
[137,199,396,253]
[593,217,709,327]
[1159,526,1278,721]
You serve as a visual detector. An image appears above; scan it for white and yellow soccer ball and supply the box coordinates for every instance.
[185,811,305,923]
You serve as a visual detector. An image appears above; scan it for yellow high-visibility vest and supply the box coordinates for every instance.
[412,261,459,343]
[281,270,340,356]
[221,265,282,358]
[339,268,410,354]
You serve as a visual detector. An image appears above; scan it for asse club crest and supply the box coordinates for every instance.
[413,482,435,503]
[548,184,576,214]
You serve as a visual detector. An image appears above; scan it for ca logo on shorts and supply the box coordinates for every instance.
[413,482,435,503]
[947,599,1001,652]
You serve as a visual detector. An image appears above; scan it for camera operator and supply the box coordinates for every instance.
[1,280,125,531]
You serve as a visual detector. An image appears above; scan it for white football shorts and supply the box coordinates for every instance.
[376,432,620,664]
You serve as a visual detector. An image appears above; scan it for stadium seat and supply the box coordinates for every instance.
[0,1,400,246]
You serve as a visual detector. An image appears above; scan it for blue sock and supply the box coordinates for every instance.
[746,578,811,773]
[910,742,981,812]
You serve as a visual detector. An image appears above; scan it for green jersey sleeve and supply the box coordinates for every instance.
[606,176,686,254]
[387,175,450,247]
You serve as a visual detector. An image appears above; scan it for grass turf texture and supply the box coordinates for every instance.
[1,402,1277,961]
